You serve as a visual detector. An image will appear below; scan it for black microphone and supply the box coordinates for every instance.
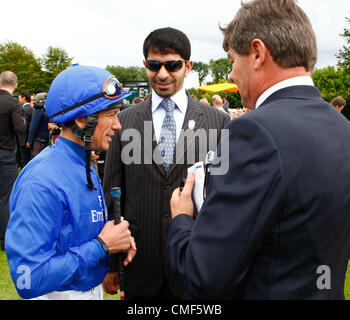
[110,187,125,300]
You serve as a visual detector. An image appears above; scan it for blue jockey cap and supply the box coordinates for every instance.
[46,64,133,123]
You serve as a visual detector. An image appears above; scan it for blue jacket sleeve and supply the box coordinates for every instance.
[166,117,284,299]
[5,181,103,299]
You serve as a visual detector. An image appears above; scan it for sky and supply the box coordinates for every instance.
[1,0,350,88]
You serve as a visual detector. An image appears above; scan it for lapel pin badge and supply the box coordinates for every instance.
[188,120,195,130]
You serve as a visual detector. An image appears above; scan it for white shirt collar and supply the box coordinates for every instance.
[151,87,188,114]
[255,76,314,108]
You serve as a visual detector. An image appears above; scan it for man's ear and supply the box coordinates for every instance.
[184,60,194,78]
[74,116,87,129]
[250,39,267,70]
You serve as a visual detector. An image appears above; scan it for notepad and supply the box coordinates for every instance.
[187,161,205,212]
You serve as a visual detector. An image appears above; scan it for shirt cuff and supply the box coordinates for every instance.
[92,239,107,260]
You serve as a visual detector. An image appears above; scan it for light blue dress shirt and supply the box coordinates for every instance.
[151,88,188,143]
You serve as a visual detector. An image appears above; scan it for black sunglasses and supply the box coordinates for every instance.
[145,60,187,72]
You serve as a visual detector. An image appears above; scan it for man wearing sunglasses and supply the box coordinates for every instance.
[103,27,230,299]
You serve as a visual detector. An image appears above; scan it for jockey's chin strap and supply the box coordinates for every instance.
[70,114,99,190]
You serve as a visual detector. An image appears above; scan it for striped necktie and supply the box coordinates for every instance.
[158,98,176,173]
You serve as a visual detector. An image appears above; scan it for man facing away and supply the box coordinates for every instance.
[166,0,350,299]
[103,27,230,299]
[17,92,32,167]
[212,94,227,112]
[27,92,50,158]
[330,96,347,113]
[0,71,26,251]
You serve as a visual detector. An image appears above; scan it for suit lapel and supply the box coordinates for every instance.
[135,98,166,176]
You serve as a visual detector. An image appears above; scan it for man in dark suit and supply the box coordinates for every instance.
[0,71,26,251]
[166,0,350,299]
[102,27,230,299]
[17,92,32,168]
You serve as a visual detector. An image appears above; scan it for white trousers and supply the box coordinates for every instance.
[29,284,103,300]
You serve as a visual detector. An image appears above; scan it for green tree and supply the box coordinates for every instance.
[41,46,73,89]
[0,41,45,93]
[337,16,350,74]
[312,66,350,120]
[192,61,209,86]
[312,66,350,101]
[105,65,148,82]
[209,58,231,83]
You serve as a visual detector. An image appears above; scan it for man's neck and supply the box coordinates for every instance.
[60,128,85,147]
[263,67,310,90]
[253,66,310,108]
[152,86,186,100]
[255,74,314,109]
[151,87,188,113]
[0,87,14,95]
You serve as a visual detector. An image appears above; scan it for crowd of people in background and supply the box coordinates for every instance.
[10,79,349,177]
[192,94,252,119]
[14,89,55,169]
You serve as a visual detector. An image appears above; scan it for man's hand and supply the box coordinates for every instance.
[98,220,131,254]
[170,171,195,219]
[91,151,100,161]
[124,236,137,266]
[102,272,119,295]
[102,237,136,295]
[47,122,57,132]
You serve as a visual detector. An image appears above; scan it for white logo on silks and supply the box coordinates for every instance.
[91,195,106,223]
[91,210,104,223]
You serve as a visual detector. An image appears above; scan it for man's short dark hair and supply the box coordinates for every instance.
[330,96,346,108]
[18,92,31,103]
[143,27,191,60]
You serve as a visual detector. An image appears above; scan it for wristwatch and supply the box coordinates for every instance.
[95,236,109,255]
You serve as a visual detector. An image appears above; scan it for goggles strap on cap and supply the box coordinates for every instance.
[49,76,124,122]
[49,93,104,122]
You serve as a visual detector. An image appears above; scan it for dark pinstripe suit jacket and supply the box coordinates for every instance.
[103,93,230,297]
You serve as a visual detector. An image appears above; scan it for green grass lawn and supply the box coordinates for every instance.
[0,251,119,300]
[345,261,350,299]
[1,250,350,300]
[0,251,19,300]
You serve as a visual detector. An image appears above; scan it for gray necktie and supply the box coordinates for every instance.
[158,98,176,173]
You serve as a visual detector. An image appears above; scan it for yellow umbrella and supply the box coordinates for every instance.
[198,83,239,93]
